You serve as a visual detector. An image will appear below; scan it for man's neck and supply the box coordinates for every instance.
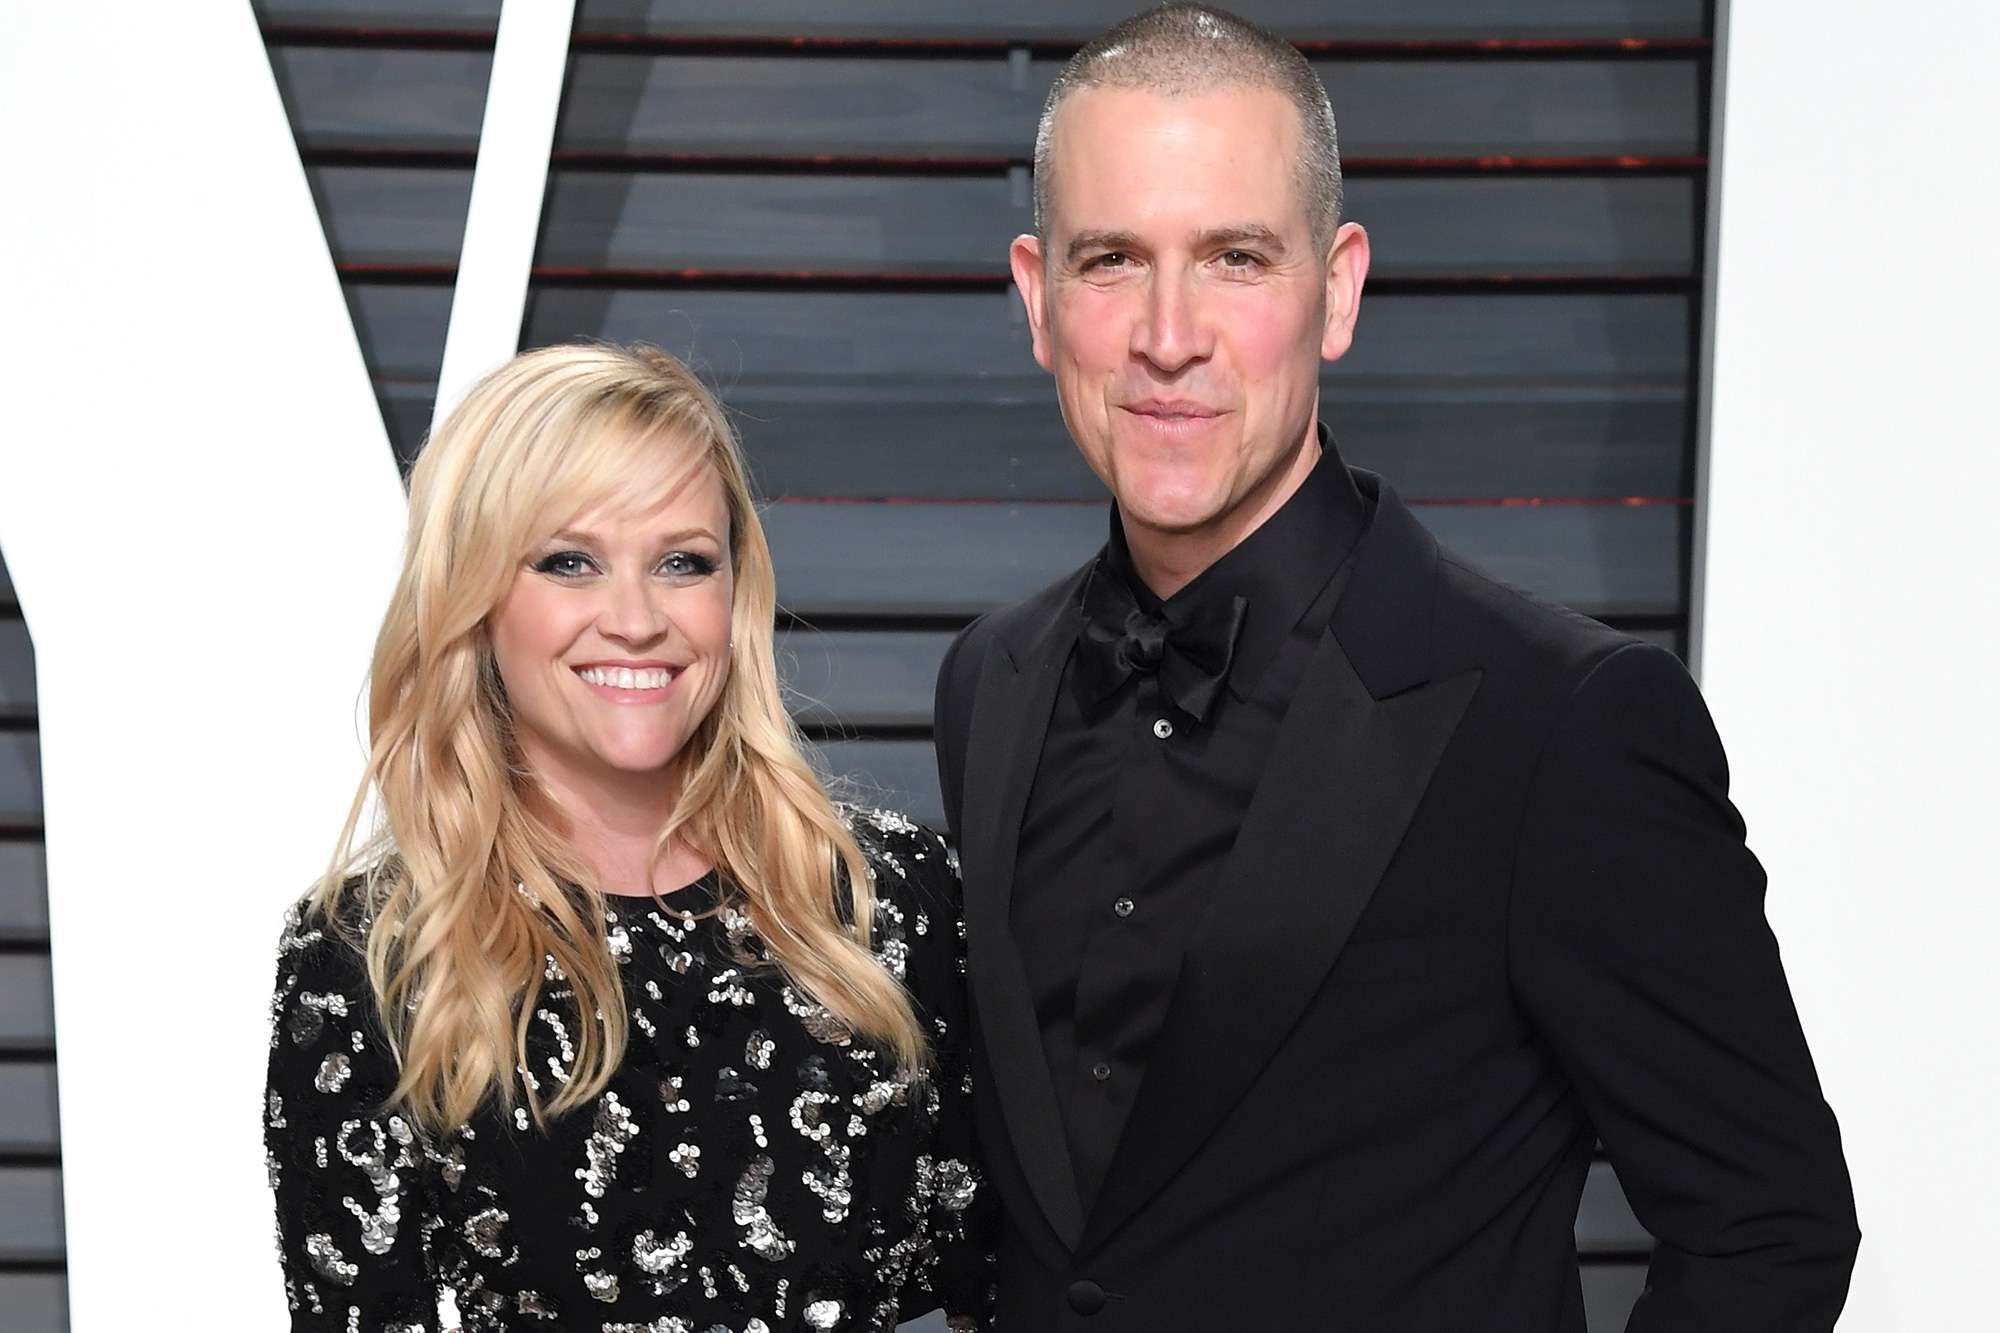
[1123,424,1322,601]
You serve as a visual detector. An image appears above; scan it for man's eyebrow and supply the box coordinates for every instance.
[1061,225,1291,266]
[1198,224,1289,256]
[1064,230,1143,265]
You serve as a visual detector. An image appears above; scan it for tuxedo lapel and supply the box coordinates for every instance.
[1079,476,1481,1250]
[958,578,1088,1250]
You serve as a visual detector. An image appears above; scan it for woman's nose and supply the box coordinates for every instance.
[599,572,670,645]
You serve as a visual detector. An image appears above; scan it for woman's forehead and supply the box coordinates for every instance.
[551,461,730,541]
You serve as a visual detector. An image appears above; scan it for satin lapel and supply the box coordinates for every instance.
[958,607,1087,1249]
[1079,632,1482,1250]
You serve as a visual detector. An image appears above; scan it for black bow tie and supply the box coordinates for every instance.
[1074,564,1247,721]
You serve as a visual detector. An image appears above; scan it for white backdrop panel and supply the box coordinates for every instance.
[432,0,576,430]
[1699,2,2000,1327]
[0,4,406,1329]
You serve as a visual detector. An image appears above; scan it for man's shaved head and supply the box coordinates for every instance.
[1033,4,1344,253]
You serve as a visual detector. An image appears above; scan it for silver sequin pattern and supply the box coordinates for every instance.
[264,812,990,1329]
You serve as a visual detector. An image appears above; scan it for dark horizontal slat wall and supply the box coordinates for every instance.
[245,3,1701,1327]
[323,167,1697,279]
[281,50,1704,160]
[262,0,1706,42]
[571,1,1708,44]
[0,544,62,1333]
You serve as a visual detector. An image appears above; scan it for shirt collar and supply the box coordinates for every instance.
[1101,424,1369,701]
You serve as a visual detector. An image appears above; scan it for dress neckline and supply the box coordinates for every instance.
[599,867,721,911]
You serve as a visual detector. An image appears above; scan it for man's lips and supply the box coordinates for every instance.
[1119,401,1228,440]
[1121,399,1223,420]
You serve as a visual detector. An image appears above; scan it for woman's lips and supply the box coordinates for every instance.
[572,663,680,702]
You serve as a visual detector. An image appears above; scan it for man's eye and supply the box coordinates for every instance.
[660,551,719,579]
[1085,252,1129,271]
[532,550,597,578]
[1220,250,1261,268]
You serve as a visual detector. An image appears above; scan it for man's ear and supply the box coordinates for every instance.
[1320,221,1370,364]
[1009,233,1055,371]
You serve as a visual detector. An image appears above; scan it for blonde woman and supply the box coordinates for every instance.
[264,344,990,1332]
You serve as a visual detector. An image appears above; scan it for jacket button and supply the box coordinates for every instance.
[1067,1279,1107,1315]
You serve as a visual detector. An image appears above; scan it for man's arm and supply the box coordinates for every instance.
[932,621,980,846]
[1509,642,1859,1332]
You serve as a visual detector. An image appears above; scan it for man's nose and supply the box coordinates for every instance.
[1132,269,1208,374]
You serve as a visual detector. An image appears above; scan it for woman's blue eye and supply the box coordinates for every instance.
[532,550,597,578]
[660,551,719,578]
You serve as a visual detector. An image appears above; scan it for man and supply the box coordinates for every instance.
[933,5,1858,1329]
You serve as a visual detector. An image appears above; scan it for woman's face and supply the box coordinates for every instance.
[487,462,735,795]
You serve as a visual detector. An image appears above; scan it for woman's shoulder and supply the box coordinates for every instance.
[272,877,375,995]
[844,806,964,966]
[267,882,402,1108]
[846,807,957,903]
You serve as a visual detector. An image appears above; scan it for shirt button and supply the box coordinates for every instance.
[1113,897,1135,918]
[1152,716,1174,739]
[1090,1061,1112,1083]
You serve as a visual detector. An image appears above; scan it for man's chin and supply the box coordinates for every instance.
[1117,495,1231,540]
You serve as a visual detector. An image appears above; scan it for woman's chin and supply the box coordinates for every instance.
[579,738,685,781]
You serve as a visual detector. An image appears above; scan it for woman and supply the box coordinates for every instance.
[264,344,989,1332]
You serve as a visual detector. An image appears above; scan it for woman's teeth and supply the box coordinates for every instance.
[577,666,674,690]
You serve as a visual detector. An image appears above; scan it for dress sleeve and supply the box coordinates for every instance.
[891,823,997,1329]
[265,899,443,1332]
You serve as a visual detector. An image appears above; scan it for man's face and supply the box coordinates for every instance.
[1012,84,1367,547]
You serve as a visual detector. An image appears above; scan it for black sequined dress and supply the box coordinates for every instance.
[264,812,991,1333]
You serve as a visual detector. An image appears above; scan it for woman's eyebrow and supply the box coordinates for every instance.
[648,526,722,547]
[542,525,722,547]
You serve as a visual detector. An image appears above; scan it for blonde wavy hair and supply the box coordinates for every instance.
[315,342,926,1134]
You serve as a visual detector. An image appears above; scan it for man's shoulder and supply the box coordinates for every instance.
[941,560,1093,690]
[1430,548,1657,697]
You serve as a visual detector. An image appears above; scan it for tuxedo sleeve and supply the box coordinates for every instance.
[933,622,982,846]
[1507,642,1859,1332]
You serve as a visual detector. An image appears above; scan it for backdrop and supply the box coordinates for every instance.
[1695,0,2000,1325]
[1,0,1993,1328]
[0,5,408,1329]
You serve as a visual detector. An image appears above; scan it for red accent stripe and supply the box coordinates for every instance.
[757,495,1693,508]
[1346,153,1705,173]
[258,23,497,50]
[302,147,479,169]
[298,148,1705,175]
[564,33,1711,60]
[541,150,1706,175]
[336,263,458,284]
[259,24,1710,60]
[549,150,1020,173]
[1410,495,1693,508]
[335,265,1695,295]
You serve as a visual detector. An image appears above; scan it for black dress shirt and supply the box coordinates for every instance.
[1011,437,1370,1208]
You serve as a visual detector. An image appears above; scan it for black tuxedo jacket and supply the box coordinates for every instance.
[933,471,1857,1331]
